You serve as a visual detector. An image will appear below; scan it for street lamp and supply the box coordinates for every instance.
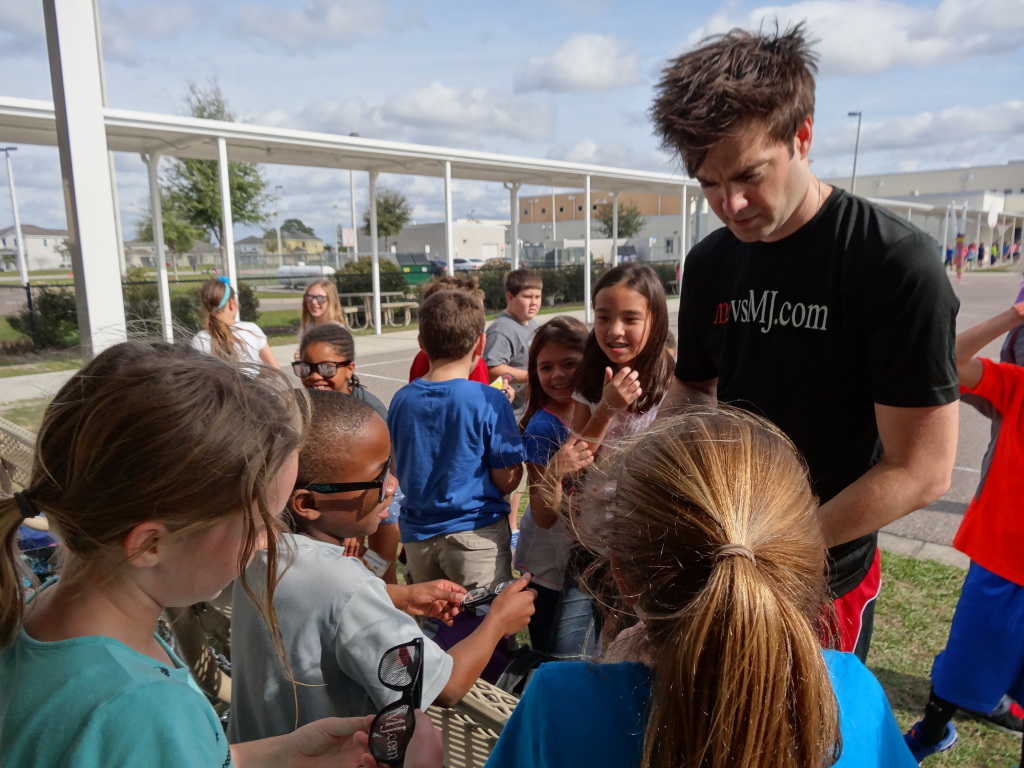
[848,111,862,195]
[332,203,340,269]
[0,147,28,287]
[274,185,284,256]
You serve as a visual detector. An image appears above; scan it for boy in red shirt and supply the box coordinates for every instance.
[905,302,1024,762]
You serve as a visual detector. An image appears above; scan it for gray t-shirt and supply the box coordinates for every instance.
[483,311,538,419]
[227,533,452,742]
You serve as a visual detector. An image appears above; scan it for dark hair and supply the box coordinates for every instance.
[198,278,243,361]
[650,22,818,176]
[575,264,670,414]
[299,324,360,388]
[418,290,485,362]
[294,390,377,489]
[574,409,839,768]
[0,341,306,650]
[520,316,588,430]
[504,268,543,297]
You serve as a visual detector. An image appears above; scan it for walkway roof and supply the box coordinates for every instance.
[0,96,693,195]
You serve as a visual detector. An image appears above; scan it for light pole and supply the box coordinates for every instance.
[349,132,359,263]
[551,188,556,243]
[274,185,284,257]
[332,203,340,269]
[568,194,576,221]
[1,147,28,286]
[528,199,536,223]
[848,111,862,195]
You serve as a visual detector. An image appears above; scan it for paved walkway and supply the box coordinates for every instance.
[0,294,971,571]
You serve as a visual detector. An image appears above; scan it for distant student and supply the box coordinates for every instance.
[389,290,527,590]
[904,302,1024,762]
[409,276,491,385]
[192,277,278,367]
[229,391,535,742]
[484,269,543,420]
[515,317,597,658]
[572,263,671,445]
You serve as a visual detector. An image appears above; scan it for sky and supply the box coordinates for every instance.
[1,0,1023,245]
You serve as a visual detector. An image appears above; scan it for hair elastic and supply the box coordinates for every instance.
[715,543,756,565]
[216,276,233,310]
[14,490,40,520]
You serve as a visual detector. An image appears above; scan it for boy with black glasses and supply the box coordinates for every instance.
[228,391,535,742]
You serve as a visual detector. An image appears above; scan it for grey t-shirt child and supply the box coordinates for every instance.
[484,311,538,420]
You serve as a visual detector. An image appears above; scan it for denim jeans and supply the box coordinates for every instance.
[529,575,600,660]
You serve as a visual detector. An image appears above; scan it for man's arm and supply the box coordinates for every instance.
[486,363,528,384]
[656,376,719,419]
[955,304,1024,389]
[816,400,958,548]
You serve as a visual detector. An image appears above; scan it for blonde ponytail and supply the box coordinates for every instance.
[576,408,840,768]
[199,278,242,361]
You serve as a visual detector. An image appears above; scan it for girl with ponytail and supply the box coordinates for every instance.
[485,408,916,768]
[192,276,279,368]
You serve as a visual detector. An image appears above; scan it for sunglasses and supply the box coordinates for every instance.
[304,294,329,305]
[304,456,392,505]
[291,360,352,379]
[462,579,515,609]
[369,637,423,766]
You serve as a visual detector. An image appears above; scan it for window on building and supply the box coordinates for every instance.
[523,209,529,216]
[1006,189,1014,195]
[541,208,546,214]
[43,239,47,246]
[577,205,583,212]
[666,238,673,254]
[558,207,564,213]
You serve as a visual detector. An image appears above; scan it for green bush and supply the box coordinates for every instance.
[9,285,80,349]
[121,270,261,337]
[335,257,408,294]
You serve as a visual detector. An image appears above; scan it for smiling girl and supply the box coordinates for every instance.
[571,264,672,446]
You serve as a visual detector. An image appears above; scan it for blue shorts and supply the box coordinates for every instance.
[932,561,1024,712]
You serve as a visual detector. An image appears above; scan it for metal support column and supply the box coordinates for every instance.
[584,176,592,324]
[505,182,521,270]
[678,185,688,290]
[216,137,238,319]
[42,0,127,355]
[369,170,382,335]
[146,154,173,341]
[444,161,454,274]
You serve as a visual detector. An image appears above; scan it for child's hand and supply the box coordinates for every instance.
[401,580,467,626]
[551,436,594,477]
[600,366,642,411]
[264,713,375,768]
[342,537,366,558]
[486,573,536,636]
[359,711,444,768]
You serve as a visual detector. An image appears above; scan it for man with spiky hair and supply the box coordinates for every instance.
[654,23,960,662]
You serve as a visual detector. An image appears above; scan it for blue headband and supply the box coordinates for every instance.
[216,276,232,310]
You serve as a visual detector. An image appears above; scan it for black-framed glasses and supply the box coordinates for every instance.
[304,294,328,305]
[369,637,423,766]
[291,360,352,379]
[304,456,392,505]
[462,579,515,609]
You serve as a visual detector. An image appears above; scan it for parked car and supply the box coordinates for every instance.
[453,258,485,272]
[428,259,448,276]
[275,261,335,289]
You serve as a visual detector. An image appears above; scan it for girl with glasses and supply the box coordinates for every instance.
[299,279,348,348]
[0,341,389,767]
[192,277,279,368]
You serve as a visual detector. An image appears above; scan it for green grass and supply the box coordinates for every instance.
[0,358,81,377]
[0,397,50,432]
[873,551,1020,766]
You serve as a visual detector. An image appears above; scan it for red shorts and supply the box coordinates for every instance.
[830,548,882,653]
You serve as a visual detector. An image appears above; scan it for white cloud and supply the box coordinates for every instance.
[100,2,196,64]
[680,0,1024,75]
[254,83,555,147]
[515,33,644,93]
[236,0,391,54]
[546,139,675,173]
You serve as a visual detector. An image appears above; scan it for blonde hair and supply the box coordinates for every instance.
[575,408,840,768]
[199,278,243,361]
[300,279,347,334]
[0,341,308,650]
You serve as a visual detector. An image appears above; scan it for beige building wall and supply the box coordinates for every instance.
[385,220,509,261]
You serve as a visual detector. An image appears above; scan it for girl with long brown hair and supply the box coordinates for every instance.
[0,341,405,766]
[486,408,916,768]
[192,276,279,368]
[298,278,348,346]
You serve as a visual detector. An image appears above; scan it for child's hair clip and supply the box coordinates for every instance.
[218,275,231,286]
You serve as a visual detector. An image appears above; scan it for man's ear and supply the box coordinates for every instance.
[123,521,170,568]
[794,116,813,159]
[289,489,321,522]
[473,332,486,357]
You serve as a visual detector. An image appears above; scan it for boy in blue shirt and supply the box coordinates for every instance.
[389,290,526,591]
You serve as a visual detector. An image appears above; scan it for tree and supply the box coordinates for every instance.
[136,194,203,254]
[281,218,315,236]
[596,200,645,239]
[361,188,412,250]
[162,81,267,247]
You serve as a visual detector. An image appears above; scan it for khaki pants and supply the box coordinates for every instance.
[404,519,513,591]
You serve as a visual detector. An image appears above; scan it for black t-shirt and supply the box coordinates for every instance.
[676,188,959,597]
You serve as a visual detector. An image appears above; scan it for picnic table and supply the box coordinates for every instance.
[339,291,419,328]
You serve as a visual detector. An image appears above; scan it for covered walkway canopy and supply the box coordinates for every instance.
[0,92,697,348]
